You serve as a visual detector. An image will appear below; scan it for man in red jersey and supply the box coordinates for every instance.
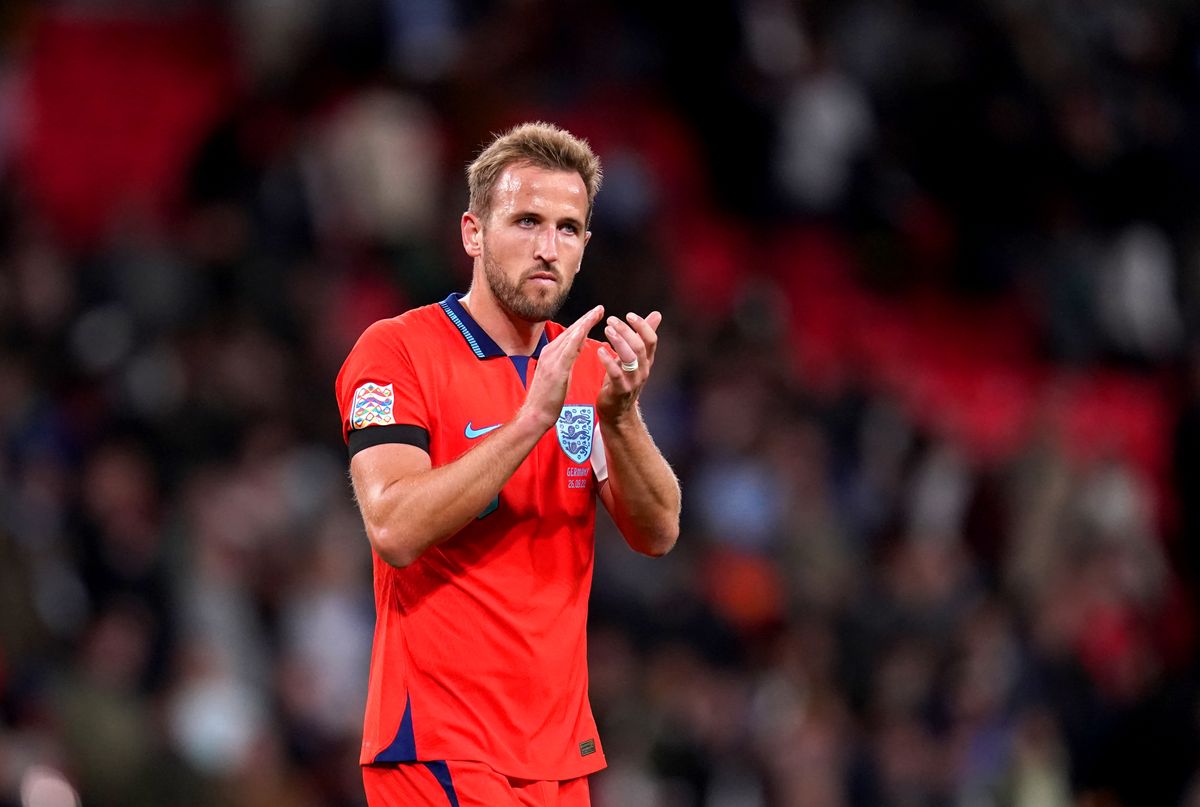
[336,122,681,807]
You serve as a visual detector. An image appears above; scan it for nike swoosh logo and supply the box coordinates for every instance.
[464,421,502,439]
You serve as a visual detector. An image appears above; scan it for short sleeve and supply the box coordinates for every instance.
[335,319,430,458]
[591,423,608,482]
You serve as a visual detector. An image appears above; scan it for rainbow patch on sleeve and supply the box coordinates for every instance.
[351,382,396,429]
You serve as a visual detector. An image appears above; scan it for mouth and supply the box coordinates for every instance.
[525,271,559,286]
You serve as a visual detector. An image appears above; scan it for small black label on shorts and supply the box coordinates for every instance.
[579,739,596,756]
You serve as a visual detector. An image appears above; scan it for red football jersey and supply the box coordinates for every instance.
[336,293,609,780]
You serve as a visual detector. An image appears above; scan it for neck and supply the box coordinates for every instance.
[460,288,546,356]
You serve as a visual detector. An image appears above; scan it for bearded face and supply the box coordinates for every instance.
[467,164,590,325]
[481,247,574,323]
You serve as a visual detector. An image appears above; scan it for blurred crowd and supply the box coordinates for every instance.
[2,0,1200,805]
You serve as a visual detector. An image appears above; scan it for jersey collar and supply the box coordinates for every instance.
[439,293,550,359]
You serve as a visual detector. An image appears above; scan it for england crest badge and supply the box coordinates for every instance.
[556,405,594,464]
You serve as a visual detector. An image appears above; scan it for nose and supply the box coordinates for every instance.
[533,225,559,263]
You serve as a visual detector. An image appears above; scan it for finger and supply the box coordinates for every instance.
[580,306,606,344]
[646,311,662,331]
[606,316,647,358]
[562,305,603,343]
[623,312,658,358]
[597,344,632,383]
[549,305,603,359]
[573,304,605,333]
[604,321,639,364]
[568,307,604,353]
[609,316,647,358]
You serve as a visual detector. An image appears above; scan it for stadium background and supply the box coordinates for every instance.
[2,0,1200,804]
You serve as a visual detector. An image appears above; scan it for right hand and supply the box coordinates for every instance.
[520,305,605,431]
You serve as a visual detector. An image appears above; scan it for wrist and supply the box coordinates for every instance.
[599,405,642,433]
[514,405,557,438]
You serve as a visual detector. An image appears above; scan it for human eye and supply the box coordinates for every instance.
[517,215,537,227]
[559,222,580,235]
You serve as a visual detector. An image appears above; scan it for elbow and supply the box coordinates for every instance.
[640,486,682,558]
[636,519,679,558]
[365,522,422,568]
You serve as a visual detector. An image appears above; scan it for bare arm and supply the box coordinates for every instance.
[596,311,681,556]
[350,305,605,567]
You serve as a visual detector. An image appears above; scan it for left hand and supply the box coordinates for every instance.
[597,310,662,424]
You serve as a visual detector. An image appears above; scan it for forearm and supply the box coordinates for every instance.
[599,408,681,556]
[353,413,549,566]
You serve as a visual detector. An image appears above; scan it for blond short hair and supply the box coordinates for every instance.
[467,122,603,225]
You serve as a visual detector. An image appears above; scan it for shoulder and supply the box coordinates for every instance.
[337,303,452,394]
[351,302,447,353]
[368,301,445,336]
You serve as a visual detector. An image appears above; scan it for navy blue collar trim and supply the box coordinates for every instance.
[438,293,550,359]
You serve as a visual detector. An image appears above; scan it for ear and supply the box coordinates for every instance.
[462,211,483,257]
